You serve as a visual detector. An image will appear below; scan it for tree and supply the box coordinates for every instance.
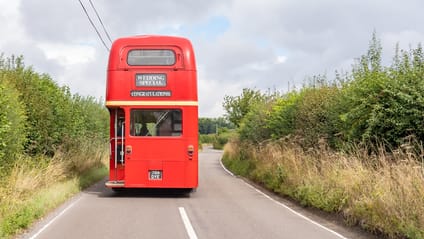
[0,78,26,171]
[223,88,265,127]
[340,34,424,147]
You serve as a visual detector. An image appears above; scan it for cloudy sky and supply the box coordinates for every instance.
[1,0,423,117]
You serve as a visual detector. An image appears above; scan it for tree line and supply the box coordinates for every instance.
[198,117,234,135]
[223,33,424,152]
[0,54,109,175]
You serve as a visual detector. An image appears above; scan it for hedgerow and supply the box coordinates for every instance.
[222,33,424,238]
[0,54,109,237]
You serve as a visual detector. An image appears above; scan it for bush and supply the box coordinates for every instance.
[221,32,424,239]
[294,84,344,148]
[226,33,424,151]
[199,130,235,150]
[0,75,26,173]
[221,139,256,177]
[213,131,235,150]
[266,91,299,139]
[223,88,267,127]
[0,54,109,238]
[340,37,424,148]
[238,99,273,144]
[199,134,215,145]
[0,55,108,156]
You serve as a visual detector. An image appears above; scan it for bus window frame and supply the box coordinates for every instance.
[119,46,184,69]
[127,49,176,66]
[129,109,183,137]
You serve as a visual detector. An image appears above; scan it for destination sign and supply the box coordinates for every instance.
[136,73,167,87]
[130,90,171,97]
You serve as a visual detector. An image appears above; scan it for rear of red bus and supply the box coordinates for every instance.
[105,35,198,191]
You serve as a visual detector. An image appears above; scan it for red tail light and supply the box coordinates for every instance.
[187,145,194,159]
[125,145,132,155]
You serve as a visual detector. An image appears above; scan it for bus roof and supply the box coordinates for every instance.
[108,35,196,71]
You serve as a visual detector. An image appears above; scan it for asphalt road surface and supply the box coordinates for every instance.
[21,146,375,239]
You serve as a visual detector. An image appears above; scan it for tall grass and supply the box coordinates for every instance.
[222,139,424,238]
[0,140,109,238]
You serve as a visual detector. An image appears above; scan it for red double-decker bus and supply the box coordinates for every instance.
[105,35,198,191]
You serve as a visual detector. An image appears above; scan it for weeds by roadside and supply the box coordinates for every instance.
[0,141,109,238]
[222,139,424,239]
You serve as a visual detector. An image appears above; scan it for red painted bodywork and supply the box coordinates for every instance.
[105,35,198,189]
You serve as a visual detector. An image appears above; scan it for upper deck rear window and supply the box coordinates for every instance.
[127,50,176,66]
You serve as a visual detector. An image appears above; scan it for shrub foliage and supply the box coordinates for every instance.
[0,54,108,174]
[0,54,109,237]
[223,34,424,150]
[222,34,424,238]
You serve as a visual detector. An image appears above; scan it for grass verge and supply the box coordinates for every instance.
[0,142,108,238]
[0,165,107,238]
[222,139,424,239]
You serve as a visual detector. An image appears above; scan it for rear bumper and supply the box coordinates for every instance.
[105,180,125,188]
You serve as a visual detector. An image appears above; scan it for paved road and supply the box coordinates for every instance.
[22,147,373,239]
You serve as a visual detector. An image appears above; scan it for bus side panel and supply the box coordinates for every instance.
[184,107,198,188]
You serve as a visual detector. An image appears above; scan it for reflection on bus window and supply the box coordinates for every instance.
[130,109,182,137]
[127,49,176,66]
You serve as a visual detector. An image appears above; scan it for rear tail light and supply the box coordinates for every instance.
[125,145,132,155]
[187,145,194,159]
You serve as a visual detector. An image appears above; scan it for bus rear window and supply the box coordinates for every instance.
[130,109,182,137]
[127,50,176,66]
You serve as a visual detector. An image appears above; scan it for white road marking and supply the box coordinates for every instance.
[29,196,82,239]
[220,158,349,239]
[178,207,198,239]
[219,155,235,177]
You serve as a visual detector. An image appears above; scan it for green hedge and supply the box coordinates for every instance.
[223,34,424,151]
[0,54,108,175]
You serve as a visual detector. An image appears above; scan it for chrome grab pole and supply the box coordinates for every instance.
[114,109,118,181]
[120,122,125,165]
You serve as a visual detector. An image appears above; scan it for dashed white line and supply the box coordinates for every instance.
[178,207,198,239]
[220,158,349,239]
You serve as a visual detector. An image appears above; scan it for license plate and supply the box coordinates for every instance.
[149,170,162,180]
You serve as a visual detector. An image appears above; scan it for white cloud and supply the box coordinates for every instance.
[0,0,25,49]
[1,0,424,117]
[275,56,287,64]
[37,43,95,65]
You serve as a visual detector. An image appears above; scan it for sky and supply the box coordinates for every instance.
[1,0,424,117]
